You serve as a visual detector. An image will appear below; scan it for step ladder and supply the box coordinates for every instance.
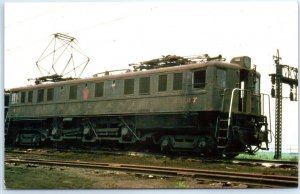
[257,115,269,151]
[216,117,230,151]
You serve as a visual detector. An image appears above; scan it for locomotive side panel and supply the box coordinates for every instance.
[8,67,219,118]
[9,92,206,118]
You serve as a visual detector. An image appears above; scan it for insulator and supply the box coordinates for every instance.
[271,87,275,98]
[290,92,294,101]
[271,76,275,85]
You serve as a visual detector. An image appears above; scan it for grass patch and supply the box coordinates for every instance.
[236,152,298,161]
[175,182,188,188]
[5,165,94,189]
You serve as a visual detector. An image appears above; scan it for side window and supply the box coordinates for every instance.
[37,89,44,103]
[173,73,183,90]
[95,82,104,97]
[193,70,206,88]
[139,77,150,95]
[217,69,226,88]
[158,74,167,92]
[69,85,77,100]
[28,91,33,103]
[124,79,134,95]
[21,92,26,103]
[47,88,54,101]
[11,92,19,104]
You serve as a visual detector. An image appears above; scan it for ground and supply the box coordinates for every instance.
[4,162,248,189]
[4,148,298,189]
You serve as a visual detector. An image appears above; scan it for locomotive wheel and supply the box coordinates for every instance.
[160,138,171,153]
[194,136,216,155]
[120,126,132,141]
[32,135,41,147]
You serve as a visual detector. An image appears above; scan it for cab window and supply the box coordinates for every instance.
[254,77,260,94]
[193,70,206,88]
[217,69,226,88]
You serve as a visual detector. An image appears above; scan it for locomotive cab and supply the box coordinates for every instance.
[179,56,269,157]
[213,56,269,155]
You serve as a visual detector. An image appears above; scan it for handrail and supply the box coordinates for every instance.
[228,88,252,126]
[221,88,271,150]
[260,93,272,134]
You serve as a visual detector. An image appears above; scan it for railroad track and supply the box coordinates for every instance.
[200,158,298,167]
[6,157,298,188]
[5,148,298,167]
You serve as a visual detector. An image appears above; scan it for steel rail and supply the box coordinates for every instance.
[231,158,298,165]
[6,158,298,188]
[5,148,298,165]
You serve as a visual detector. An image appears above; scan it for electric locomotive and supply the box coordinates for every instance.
[5,54,270,157]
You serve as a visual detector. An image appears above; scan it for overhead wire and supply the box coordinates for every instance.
[6,4,158,79]
[65,5,158,37]
[5,5,157,53]
[5,4,68,29]
[5,4,68,52]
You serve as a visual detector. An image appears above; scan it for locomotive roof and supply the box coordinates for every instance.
[10,61,251,91]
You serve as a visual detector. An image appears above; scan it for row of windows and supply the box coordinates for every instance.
[13,70,207,104]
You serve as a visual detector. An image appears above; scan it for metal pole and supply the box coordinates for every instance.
[274,71,282,159]
[274,51,282,159]
[270,50,298,159]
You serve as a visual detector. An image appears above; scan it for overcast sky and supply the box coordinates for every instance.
[4,1,298,151]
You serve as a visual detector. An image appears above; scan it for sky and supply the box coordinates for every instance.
[3,1,298,151]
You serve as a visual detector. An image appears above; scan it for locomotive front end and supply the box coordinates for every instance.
[215,56,270,155]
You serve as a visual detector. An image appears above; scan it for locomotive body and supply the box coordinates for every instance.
[5,56,269,157]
